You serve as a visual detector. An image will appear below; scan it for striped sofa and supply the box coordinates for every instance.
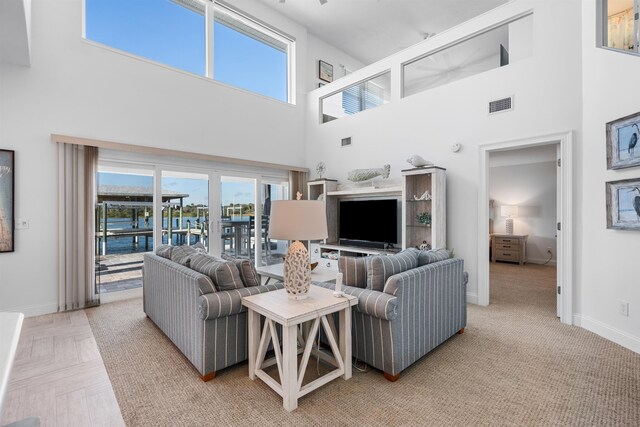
[315,257,467,381]
[143,253,283,381]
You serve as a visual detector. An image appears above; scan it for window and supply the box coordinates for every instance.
[598,0,639,54]
[84,0,295,103]
[320,72,391,123]
[213,4,290,102]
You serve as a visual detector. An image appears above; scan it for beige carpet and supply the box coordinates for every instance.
[86,263,640,426]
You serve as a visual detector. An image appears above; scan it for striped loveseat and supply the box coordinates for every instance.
[143,253,283,381]
[314,254,467,381]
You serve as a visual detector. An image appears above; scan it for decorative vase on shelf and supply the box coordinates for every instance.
[416,212,431,226]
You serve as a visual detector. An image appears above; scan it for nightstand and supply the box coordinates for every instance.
[491,234,528,265]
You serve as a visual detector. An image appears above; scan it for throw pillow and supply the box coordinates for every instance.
[192,242,207,253]
[417,248,451,266]
[190,253,244,291]
[338,256,369,288]
[155,244,173,259]
[367,249,419,292]
[221,254,261,287]
[171,245,197,267]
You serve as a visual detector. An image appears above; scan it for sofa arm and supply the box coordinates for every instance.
[313,282,398,321]
[198,282,284,320]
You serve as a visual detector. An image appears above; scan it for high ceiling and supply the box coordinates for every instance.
[258,0,509,64]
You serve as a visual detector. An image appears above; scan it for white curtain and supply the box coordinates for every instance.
[57,143,99,311]
[288,170,308,201]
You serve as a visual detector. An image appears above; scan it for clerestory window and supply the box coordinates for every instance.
[84,0,295,103]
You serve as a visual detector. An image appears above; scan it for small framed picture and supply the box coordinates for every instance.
[0,149,15,253]
[606,178,640,230]
[318,60,333,83]
[606,111,640,170]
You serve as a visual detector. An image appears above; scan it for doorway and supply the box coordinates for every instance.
[488,145,559,317]
[477,132,573,325]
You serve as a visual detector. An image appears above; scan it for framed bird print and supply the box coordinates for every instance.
[606,178,640,230]
[607,111,640,170]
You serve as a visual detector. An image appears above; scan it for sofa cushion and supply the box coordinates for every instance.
[221,254,261,287]
[367,249,419,292]
[192,242,208,253]
[155,244,173,259]
[170,245,197,267]
[338,256,370,288]
[198,282,284,320]
[418,248,451,266]
[190,253,244,291]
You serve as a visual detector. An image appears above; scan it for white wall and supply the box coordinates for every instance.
[306,33,365,93]
[577,0,640,352]
[0,0,341,315]
[305,0,582,307]
[489,159,557,264]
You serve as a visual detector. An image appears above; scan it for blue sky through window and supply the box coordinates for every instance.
[86,0,288,101]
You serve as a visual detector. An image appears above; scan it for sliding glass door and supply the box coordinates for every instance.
[219,176,256,259]
[259,180,289,266]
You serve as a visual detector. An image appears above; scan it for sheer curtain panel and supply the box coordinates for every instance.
[288,170,308,200]
[57,143,99,311]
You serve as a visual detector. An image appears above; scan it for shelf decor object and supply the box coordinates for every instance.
[606,177,640,230]
[269,198,328,299]
[606,111,640,170]
[347,164,390,182]
[416,212,431,226]
[501,205,519,235]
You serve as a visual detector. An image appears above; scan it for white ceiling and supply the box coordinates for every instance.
[258,0,509,64]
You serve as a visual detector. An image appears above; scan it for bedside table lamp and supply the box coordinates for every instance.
[501,205,518,235]
[268,200,328,300]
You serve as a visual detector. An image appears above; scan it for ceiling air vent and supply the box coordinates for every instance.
[488,96,514,115]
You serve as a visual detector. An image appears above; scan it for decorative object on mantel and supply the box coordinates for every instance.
[347,164,391,182]
[416,212,431,226]
[317,192,325,201]
[606,178,640,230]
[296,191,302,200]
[269,199,328,300]
[316,161,326,179]
[407,154,433,168]
[418,240,431,251]
[414,190,432,201]
[607,111,640,170]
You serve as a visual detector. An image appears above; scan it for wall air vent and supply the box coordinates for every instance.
[341,137,352,147]
[488,96,514,115]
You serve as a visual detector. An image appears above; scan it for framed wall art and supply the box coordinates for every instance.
[318,60,333,83]
[0,149,14,252]
[606,177,640,230]
[606,111,640,170]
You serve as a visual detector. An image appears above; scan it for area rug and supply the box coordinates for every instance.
[86,264,640,426]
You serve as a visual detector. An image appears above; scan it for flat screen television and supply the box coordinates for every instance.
[339,199,398,245]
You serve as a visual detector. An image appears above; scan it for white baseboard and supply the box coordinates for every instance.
[526,258,557,266]
[1,302,58,317]
[466,292,478,305]
[573,314,640,355]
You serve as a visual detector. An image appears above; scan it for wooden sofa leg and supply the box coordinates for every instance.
[458,328,465,334]
[383,372,400,382]
[201,372,216,382]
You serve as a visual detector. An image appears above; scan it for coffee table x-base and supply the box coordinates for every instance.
[242,286,357,411]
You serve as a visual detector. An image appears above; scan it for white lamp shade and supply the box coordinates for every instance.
[268,200,328,241]
[500,205,519,218]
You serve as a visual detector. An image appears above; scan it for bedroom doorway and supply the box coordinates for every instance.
[488,144,559,318]
[478,132,573,325]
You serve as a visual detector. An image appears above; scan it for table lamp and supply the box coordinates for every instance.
[268,199,328,300]
[500,205,518,235]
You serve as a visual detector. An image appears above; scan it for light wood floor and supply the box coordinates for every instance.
[0,310,124,427]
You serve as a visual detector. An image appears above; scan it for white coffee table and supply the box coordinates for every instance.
[257,263,338,284]
[242,286,357,411]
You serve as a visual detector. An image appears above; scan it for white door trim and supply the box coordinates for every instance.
[477,131,573,325]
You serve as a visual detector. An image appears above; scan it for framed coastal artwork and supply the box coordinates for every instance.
[606,111,640,170]
[318,60,333,83]
[606,178,640,231]
[0,149,14,252]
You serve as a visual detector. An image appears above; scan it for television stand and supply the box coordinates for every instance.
[309,242,400,271]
